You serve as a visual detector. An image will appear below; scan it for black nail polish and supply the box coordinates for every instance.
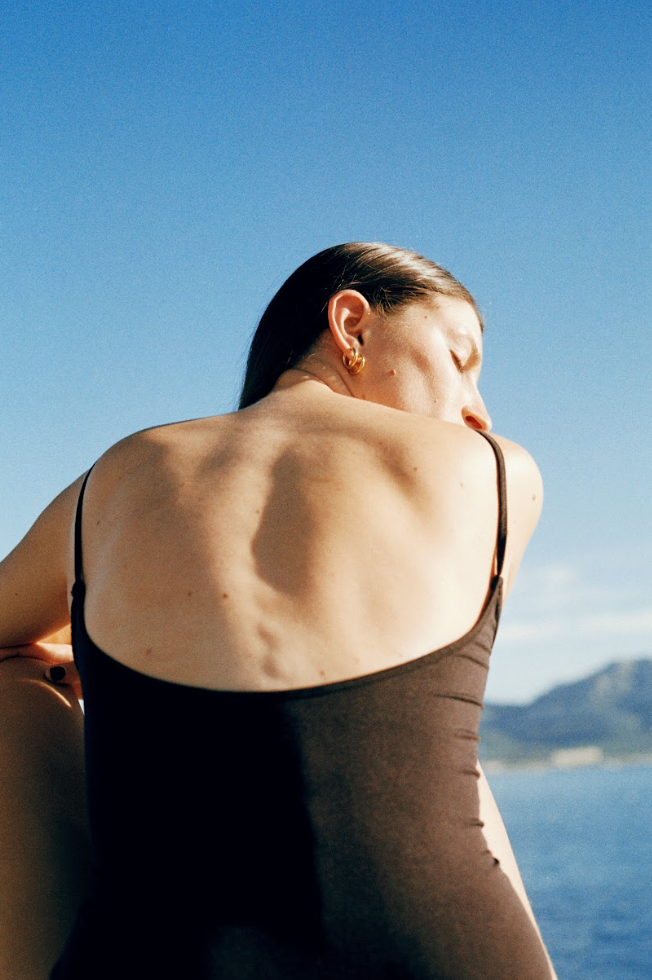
[49,666,66,681]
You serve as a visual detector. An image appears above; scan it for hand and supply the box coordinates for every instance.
[0,642,81,699]
[36,644,82,699]
[44,657,82,700]
[0,641,73,666]
[0,620,71,666]
[34,643,81,698]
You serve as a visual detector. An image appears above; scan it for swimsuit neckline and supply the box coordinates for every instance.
[73,575,502,701]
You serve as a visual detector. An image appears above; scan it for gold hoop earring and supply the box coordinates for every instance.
[342,348,366,375]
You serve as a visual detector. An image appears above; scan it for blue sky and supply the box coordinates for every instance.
[2,0,650,702]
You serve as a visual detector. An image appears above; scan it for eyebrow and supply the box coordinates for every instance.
[468,341,482,367]
[458,335,482,368]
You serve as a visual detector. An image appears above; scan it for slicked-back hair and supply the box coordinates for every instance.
[238,242,482,410]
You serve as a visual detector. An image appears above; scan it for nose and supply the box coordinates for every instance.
[463,395,491,432]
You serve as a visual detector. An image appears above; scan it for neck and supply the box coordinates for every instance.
[272,364,354,399]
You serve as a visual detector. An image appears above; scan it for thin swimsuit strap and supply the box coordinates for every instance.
[73,466,95,589]
[72,431,508,589]
[475,430,508,581]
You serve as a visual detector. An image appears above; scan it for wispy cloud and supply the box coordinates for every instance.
[500,619,567,643]
[508,556,652,615]
[579,608,652,636]
[490,557,652,702]
[500,606,652,645]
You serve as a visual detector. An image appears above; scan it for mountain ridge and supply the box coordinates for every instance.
[479,657,652,765]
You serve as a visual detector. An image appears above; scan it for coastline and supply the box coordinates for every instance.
[482,751,652,775]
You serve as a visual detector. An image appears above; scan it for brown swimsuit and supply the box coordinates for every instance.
[52,430,554,979]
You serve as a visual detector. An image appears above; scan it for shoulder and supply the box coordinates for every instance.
[479,433,543,595]
[400,416,540,483]
[96,418,201,465]
[487,432,543,522]
[84,416,221,499]
[407,422,543,595]
[418,422,542,508]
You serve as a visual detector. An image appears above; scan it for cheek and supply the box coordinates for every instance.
[379,370,430,413]
[429,362,458,398]
[428,369,468,419]
[411,346,438,375]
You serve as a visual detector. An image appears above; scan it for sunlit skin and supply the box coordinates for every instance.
[0,291,554,977]
[276,290,491,426]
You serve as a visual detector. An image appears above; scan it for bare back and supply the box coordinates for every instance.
[75,383,540,692]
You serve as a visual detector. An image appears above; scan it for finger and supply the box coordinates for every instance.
[35,642,75,665]
[0,643,75,666]
[44,661,82,699]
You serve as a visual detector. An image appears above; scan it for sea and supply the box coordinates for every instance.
[489,762,652,980]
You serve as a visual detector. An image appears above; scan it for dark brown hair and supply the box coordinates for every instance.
[239,242,482,409]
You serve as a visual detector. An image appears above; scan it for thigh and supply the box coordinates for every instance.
[0,658,91,980]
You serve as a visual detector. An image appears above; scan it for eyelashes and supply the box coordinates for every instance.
[450,351,465,373]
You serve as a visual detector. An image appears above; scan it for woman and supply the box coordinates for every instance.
[0,243,557,979]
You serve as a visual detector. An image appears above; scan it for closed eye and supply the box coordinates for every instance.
[450,351,464,372]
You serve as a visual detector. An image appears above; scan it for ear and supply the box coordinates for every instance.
[327,290,372,356]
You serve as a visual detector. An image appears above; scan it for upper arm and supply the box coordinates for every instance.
[0,426,172,650]
[490,434,543,597]
[0,474,87,647]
